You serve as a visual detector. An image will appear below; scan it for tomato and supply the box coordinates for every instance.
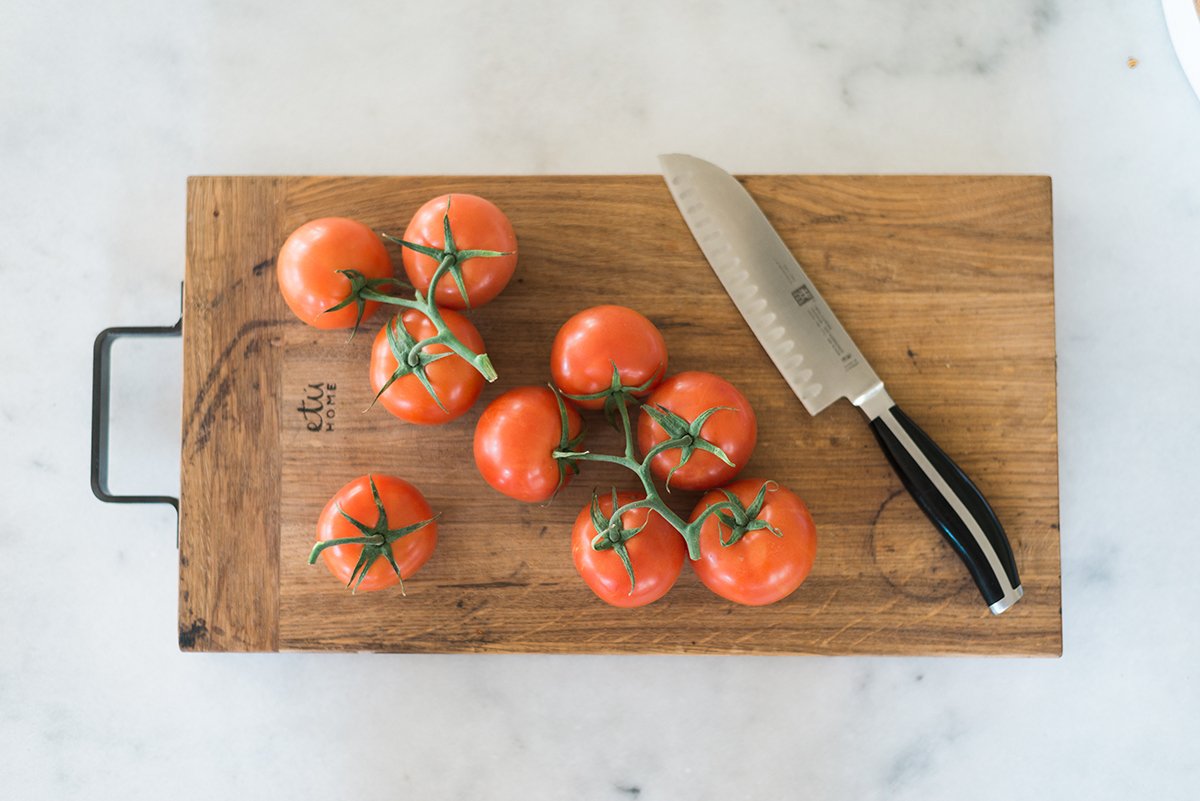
[474,386,584,503]
[369,308,486,424]
[277,217,393,329]
[402,194,518,310]
[637,371,757,491]
[689,479,817,606]
[312,474,437,592]
[571,491,686,607]
[550,305,668,410]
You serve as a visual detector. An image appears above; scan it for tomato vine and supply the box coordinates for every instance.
[552,370,780,590]
[329,197,510,408]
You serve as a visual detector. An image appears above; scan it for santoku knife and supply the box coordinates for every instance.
[659,154,1023,614]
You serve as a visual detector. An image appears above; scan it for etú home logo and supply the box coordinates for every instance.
[297,382,336,432]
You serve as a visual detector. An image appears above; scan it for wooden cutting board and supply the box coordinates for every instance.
[180,174,1061,656]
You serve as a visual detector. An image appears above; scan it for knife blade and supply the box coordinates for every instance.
[659,154,1023,614]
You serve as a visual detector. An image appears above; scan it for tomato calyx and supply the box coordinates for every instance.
[368,313,462,414]
[640,404,736,492]
[710,481,783,547]
[382,195,512,311]
[307,475,440,594]
[587,489,650,593]
[323,269,411,340]
[562,362,664,428]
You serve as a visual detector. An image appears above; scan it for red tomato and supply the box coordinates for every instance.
[277,217,393,329]
[402,194,518,310]
[313,474,437,592]
[474,386,584,503]
[689,479,817,606]
[637,371,757,491]
[369,308,486,424]
[550,305,668,410]
[571,491,686,608]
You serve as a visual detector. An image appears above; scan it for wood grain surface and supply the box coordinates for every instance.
[181,174,1061,655]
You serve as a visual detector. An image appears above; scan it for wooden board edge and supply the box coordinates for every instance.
[1045,174,1065,656]
[179,176,287,652]
[271,640,1065,658]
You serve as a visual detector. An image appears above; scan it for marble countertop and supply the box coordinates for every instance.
[3,1,1199,798]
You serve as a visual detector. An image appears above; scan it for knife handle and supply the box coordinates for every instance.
[868,404,1022,614]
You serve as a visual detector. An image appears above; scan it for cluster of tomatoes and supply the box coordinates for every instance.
[276,194,517,425]
[474,305,817,608]
[280,194,817,606]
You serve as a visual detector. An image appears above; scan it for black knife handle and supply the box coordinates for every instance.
[869,404,1022,614]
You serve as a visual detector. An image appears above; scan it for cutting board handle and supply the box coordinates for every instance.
[90,317,183,534]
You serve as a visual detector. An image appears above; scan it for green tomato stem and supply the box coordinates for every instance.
[423,255,458,314]
[442,334,498,382]
[609,493,700,557]
[360,289,423,310]
[615,395,636,461]
[554,431,709,559]
[551,450,632,468]
[690,499,741,527]
[641,435,688,467]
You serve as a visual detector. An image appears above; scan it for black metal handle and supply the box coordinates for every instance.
[869,404,1023,614]
[90,319,183,521]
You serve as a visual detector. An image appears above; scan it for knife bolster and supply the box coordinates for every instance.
[854,384,894,420]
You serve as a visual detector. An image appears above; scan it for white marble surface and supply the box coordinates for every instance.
[2,0,1199,798]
